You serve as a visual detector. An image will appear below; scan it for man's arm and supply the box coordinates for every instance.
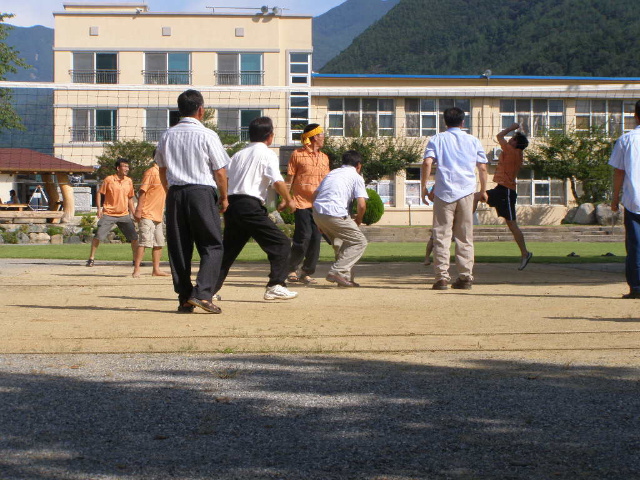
[354,197,367,226]
[213,167,229,214]
[477,162,488,202]
[421,157,434,203]
[134,191,146,222]
[611,168,625,213]
[159,167,169,192]
[497,122,520,147]
[96,186,104,218]
[128,195,136,217]
[274,181,296,213]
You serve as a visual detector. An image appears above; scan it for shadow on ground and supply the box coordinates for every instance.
[0,355,638,479]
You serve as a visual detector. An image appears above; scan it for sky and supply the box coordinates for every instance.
[2,0,346,28]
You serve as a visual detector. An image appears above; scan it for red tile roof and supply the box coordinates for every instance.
[0,148,94,174]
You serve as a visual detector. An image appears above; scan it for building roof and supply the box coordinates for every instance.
[0,149,94,174]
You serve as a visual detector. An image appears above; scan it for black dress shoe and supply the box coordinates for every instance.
[622,292,640,299]
[177,303,194,313]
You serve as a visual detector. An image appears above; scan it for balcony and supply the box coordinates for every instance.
[70,69,119,84]
[217,127,250,143]
[215,71,264,86]
[142,70,192,85]
[142,128,167,143]
[71,127,119,143]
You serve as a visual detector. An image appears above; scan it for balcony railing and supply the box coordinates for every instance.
[143,128,167,143]
[215,71,264,86]
[70,69,119,84]
[71,127,119,143]
[217,127,250,142]
[143,70,192,85]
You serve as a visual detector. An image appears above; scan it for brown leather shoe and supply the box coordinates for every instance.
[326,272,355,287]
[432,279,448,290]
[451,277,473,290]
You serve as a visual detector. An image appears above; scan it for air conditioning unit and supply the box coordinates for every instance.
[489,147,502,165]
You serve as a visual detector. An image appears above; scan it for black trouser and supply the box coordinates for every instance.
[165,185,223,304]
[214,195,291,293]
[288,207,322,276]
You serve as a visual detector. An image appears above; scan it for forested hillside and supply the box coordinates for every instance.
[321,0,640,76]
[5,25,53,82]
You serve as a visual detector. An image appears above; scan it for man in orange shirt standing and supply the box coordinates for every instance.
[286,123,330,284]
[132,160,170,278]
[87,158,138,266]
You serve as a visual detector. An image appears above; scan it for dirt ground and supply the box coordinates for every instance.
[1,258,638,360]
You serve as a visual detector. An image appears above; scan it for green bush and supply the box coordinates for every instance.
[352,188,384,225]
[46,226,63,237]
[278,224,295,238]
[1,231,18,244]
[79,213,96,236]
[112,226,127,243]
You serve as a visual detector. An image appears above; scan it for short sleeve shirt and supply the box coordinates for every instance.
[287,148,330,209]
[227,142,284,203]
[609,126,640,214]
[424,128,487,203]
[493,141,523,191]
[99,174,134,217]
[313,165,369,218]
[139,164,166,223]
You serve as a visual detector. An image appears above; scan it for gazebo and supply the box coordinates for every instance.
[0,148,94,223]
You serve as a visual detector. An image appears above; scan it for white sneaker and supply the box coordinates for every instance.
[264,284,298,300]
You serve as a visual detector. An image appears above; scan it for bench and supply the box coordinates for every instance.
[0,204,30,211]
[0,211,65,223]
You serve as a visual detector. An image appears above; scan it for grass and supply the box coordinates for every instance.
[0,242,626,264]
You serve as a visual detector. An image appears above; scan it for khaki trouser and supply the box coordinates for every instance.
[313,212,367,279]
[432,193,474,282]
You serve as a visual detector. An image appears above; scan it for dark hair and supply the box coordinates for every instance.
[443,107,465,127]
[303,123,321,140]
[342,150,362,167]
[9,190,16,196]
[636,99,640,118]
[249,116,274,142]
[513,132,529,150]
[177,89,204,117]
[115,158,129,169]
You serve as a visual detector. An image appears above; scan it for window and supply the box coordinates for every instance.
[290,91,310,143]
[575,99,625,136]
[289,52,311,86]
[368,180,395,207]
[144,53,191,84]
[216,53,263,85]
[144,109,181,142]
[403,166,434,207]
[71,52,118,84]
[327,98,394,137]
[72,109,117,142]
[516,168,565,205]
[216,109,262,142]
[500,99,564,137]
[624,101,637,131]
[405,98,472,137]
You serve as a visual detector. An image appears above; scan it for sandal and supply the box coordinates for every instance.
[187,297,222,314]
[287,272,301,283]
[300,275,317,285]
[86,258,95,267]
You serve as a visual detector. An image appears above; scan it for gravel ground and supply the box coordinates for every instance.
[0,353,639,480]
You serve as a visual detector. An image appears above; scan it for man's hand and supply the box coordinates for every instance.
[133,210,142,222]
[478,190,488,203]
[283,199,297,213]
[428,189,435,202]
[611,197,619,213]
[96,207,103,219]
[509,122,520,131]
[219,197,229,214]
[422,186,430,205]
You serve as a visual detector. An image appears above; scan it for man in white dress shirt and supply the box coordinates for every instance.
[213,116,299,301]
[156,89,230,314]
[313,150,369,287]
[421,107,488,290]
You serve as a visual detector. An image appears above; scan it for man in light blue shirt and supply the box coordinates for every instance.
[421,107,488,290]
[610,99,640,299]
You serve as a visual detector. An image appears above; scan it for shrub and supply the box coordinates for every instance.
[352,188,384,225]
[112,226,127,243]
[278,223,295,238]
[79,213,96,236]
[1,231,18,244]
[46,226,63,237]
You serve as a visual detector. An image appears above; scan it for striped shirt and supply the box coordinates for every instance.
[155,117,230,187]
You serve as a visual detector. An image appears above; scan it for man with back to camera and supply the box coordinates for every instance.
[609,99,640,299]
[475,122,533,270]
[285,123,330,285]
[156,89,230,314]
[86,158,138,267]
[421,107,488,290]
[212,116,299,301]
[312,150,369,288]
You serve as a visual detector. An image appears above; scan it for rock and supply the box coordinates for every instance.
[0,235,4,244]
[562,207,578,224]
[27,224,47,234]
[17,232,30,244]
[573,203,596,225]
[29,232,51,244]
[595,203,623,226]
[65,235,83,244]
[50,234,64,245]
[269,211,284,225]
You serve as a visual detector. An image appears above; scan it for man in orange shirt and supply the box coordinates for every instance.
[286,124,330,284]
[87,158,138,266]
[477,122,532,270]
[132,160,170,278]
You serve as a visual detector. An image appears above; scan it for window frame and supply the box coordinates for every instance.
[216,52,264,86]
[71,108,118,143]
[71,52,119,84]
[327,97,395,137]
[575,99,626,136]
[499,99,564,138]
[405,98,472,137]
[143,52,192,85]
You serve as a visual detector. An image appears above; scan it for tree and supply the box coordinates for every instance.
[322,135,423,184]
[202,108,247,157]
[526,127,615,204]
[0,13,29,131]
[95,139,156,186]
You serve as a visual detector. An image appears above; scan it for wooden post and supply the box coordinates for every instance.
[58,175,76,223]
[42,174,62,223]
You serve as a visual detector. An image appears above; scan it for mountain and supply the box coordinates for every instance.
[312,0,400,71]
[321,0,640,76]
[4,24,54,82]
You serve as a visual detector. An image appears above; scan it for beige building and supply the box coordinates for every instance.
[50,3,640,225]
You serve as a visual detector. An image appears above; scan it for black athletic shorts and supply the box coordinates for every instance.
[486,185,517,221]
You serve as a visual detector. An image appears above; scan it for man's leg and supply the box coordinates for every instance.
[248,209,292,288]
[316,214,366,280]
[88,237,100,261]
[288,208,313,277]
[132,245,146,278]
[151,247,169,276]
[624,208,640,295]
[451,193,475,282]
[506,220,529,257]
[432,196,456,283]
[88,215,115,263]
[165,187,195,305]
[213,206,251,294]
[301,215,322,277]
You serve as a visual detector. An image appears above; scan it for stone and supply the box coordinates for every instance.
[17,232,30,244]
[27,224,47,234]
[269,211,284,225]
[50,234,64,245]
[29,232,51,244]
[74,186,93,212]
[65,235,83,244]
[562,207,578,224]
[573,203,596,225]
[595,203,623,226]
[0,235,4,244]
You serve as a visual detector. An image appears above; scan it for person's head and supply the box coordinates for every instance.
[301,123,325,149]
[249,116,274,144]
[443,107,465,128]
[509,132,529,150]
[177,89,205,119]
[342,150,363,172]
[114,158,130,176]
[9,189,16,197]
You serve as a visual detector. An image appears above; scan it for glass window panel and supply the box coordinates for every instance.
[290,64,308,74]
[625,116,636,130]
[328,98,342,111]
[74,53,94,70]
[455,99,470,112]
[533,99,547,113]
[362,98,377,112]
[576,116,590,129]
[439,99,454,111]
[534,183,550,196]
[241,53,261,72]
[290,53,309,63]
[516,99,530,113]
[439,115,447,132]
[533,114,547,136]
[146,53,166,71]
[73,109,90,128]
[291,120,308,130]
[329,115,343,128]
[502,115,515,130]
[379,115,394,128]
[422,128,437,137]
[549,115,564,130]
[548,100,564,113]
[217,109,238,131]
[591,100,606,113]
[593,114,607,129]
[500,99,515,113]
[291,76,308,84]
[146,109,167,129]
[378,99,394,111]
[345,98,360,112]
[609,100,623,114]
[345,113,360,136]
[291,96,309,107]
[405,98,419,113]
[169,110,181,127]
[421,99,436,112]
[362,113,377,136]
[624,101,636,114]
[218,54,238,72]
[405,167,420,181]
[575,99,590,114]
[609,114,622,134]
[290,108,308,119]
[406,114,419,129]
[96,109,115,128]
[240,110,261,128]
[550,180,565,198]
[168,53,189,71]
[96,53,117,70]
[516,114,530,134]
[422,115,436,129]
